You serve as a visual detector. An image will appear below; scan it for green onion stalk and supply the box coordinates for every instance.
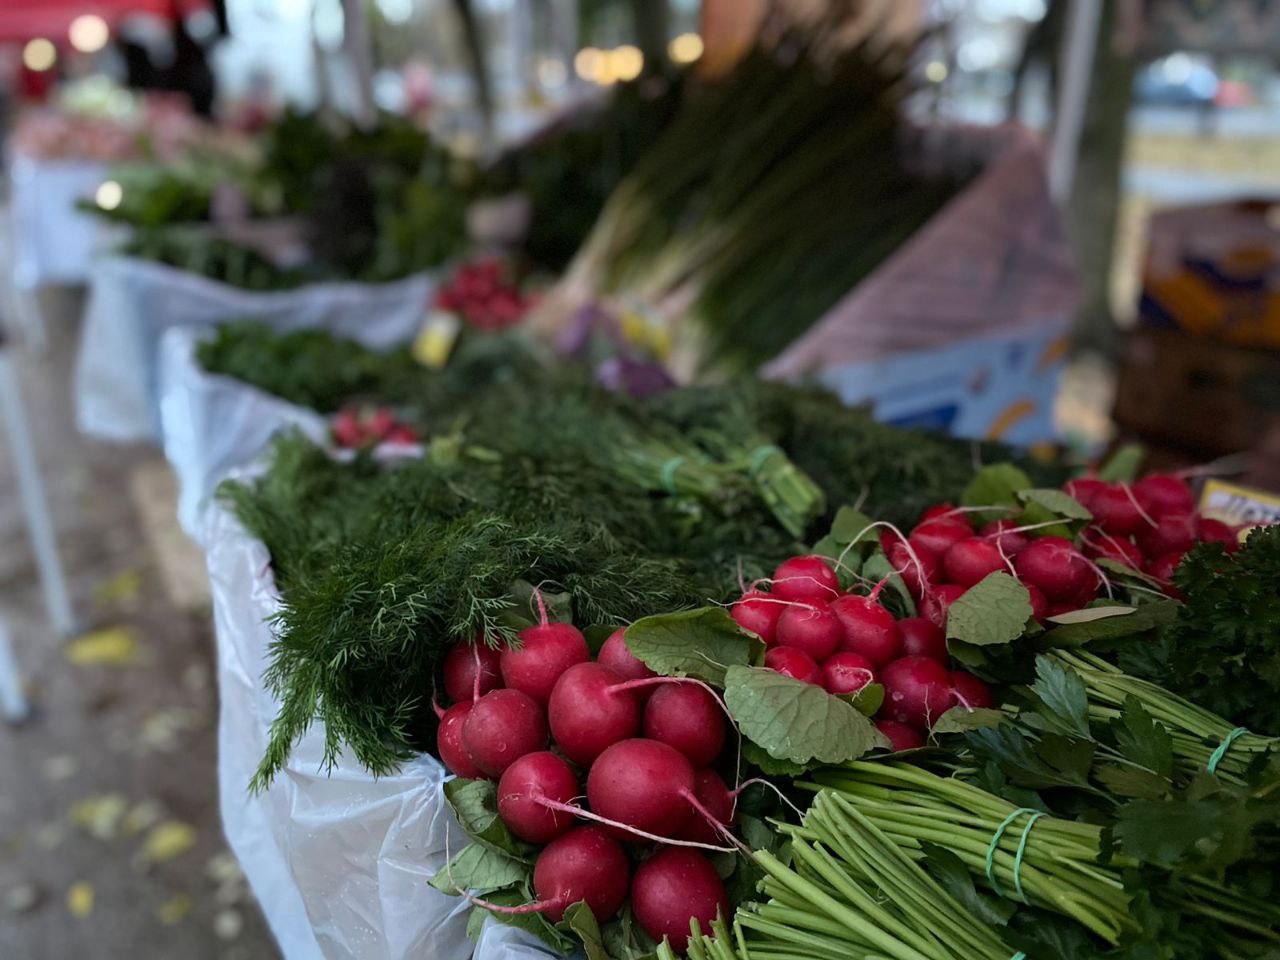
[663,790,1019,960]
[812,762,1280,949]
[1050,650,1280,784]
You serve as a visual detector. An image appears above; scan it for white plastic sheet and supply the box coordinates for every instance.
[206,496,480,960]
[76,256,436,443]
[8,155,110,287]
[159,326,329,541]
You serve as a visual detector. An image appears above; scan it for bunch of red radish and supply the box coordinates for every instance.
[331,405,418,449]
[1065,473,1238,592]
[730,473,1237,747]
[435,258,534,332]
[435,609,739,950]
[731,556,990,751]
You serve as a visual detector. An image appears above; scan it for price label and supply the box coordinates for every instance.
[1199,479,1280,536]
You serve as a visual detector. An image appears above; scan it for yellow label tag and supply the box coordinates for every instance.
[1199,479,1280,535]
[413,310,461,369]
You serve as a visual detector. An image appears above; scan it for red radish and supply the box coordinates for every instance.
[642,684,726,767]
[730,590,783,644]
[548,663,640,765]
[770,556,839,603]
[775,602,842,662]
[631,848,730,953]
[881,656,955,729]
[1085,531,1144,569]
[979,519,1029,556]
[437,702,484,779]
[587,739,694,839]
[1147,551,1187,592]
[919,583,967,628]
[910,518,973,558]
[1088,484,1146,536]
[1065,477,1107,509]
[332,409,364,448]
[897,618,947,663]
[443,642,502,704]
[367,408,396,440]
[497,752,580,843]
[764,647,822,685]
[830,594,901,666]
[1198,518,1239,551]
[1135,474,1195,518]
[1045,601,1081,618]
[461,689,548,777]
[876,719,925,752]
[532,826,630,923]
[501,620,590,706]
[676,769,735,846]
[822,652,877,696]
[1025,583,1049,622]
[950,672,993,710]
[1136,513,1197,559]
[920,503,959,522]
[385,424,418,445]
[879,528,905,555]
[942,537,1009,587]
[888,541,938,600]
[597,628,658,695]
[1014,537,1097,602]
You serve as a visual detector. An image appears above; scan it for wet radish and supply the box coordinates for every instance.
[548,663,641,765]
[763,647,822,685]
[1136,513,1197,559]
[822,652,877,696]
[531,826,631,923]
[919,583,967,628]
[897,617,947,663]
[881,656,954,729]
[497,751,580,843]
[942,537,1008,587]
[830,594,901,666]
[979,519,1029,556]
[950,671,993,710]
[876,719,925,752]
[586,739,695,839]
[631,848,730,953]
[730,590,783,644]
[769,556,839,604]
[437,702,484,779]
[461,688,548,777]
[597,628,658,693]
[1013,537,1097,603]
[775,602,842,661]
[642,683,726,767]
[676,769,735,846]
[443,642,503,704]
[1134,474,1195,518]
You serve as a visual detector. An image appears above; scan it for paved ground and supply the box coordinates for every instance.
[0,288,278,959]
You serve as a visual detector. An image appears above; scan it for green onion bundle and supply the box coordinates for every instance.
[1051,650,1280,784]
[814,761,1280,951]
[667,791,1017,960]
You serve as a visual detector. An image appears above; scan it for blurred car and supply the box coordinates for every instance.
[1135,53,1219,106]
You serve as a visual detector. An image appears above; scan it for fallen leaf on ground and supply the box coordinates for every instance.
[124,800,164,835]
[70,794,127,840]
[42,755,78,781]
[65,627,141,666]
[156,893,192,925]
[214,909,243,940]
[93,569,143,608]
[140,821,197,863]
[5,883,42,913]
[67,882,94,918]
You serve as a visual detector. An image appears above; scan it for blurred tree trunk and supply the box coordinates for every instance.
[632,0,669,74]
[452,0,493,133]
[1067,0,1136,359]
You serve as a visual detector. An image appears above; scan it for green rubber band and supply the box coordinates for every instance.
[660,457,686,495]
[985,808,1041,901]
[1012,812,1045,904]
[748,445,783,477]
[1208,726,1250,774]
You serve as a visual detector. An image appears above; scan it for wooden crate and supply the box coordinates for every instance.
[1113,328,1280,459]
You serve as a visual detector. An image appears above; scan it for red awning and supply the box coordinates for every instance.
[0,1,211,44]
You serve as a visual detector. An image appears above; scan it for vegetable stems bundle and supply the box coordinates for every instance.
[669,791,1016,960]
[1050,650,1279,783]
[811,762,1133,943]
[813,761,1280,949]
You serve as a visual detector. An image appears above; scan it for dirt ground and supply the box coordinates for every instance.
[0,288,279,959]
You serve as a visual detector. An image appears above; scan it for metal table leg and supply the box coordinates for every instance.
[0,348,76,637]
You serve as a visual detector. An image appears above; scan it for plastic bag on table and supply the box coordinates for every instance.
[158,326,330,542]
[76,256,436,443]
[205,497,478,959]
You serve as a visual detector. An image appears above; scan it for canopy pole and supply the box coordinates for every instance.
[1048,0,1103,204]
